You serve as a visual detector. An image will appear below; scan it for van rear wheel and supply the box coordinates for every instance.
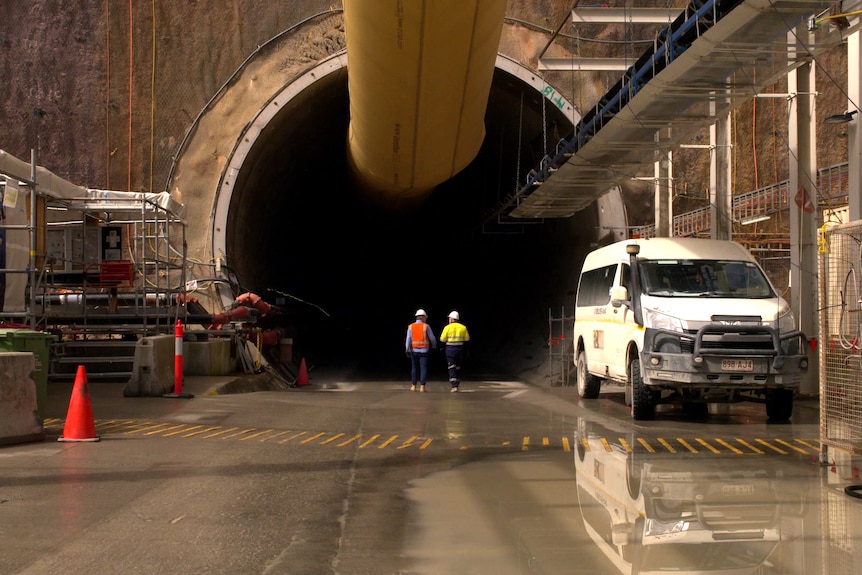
[630,358,656,421]
[577,350,601,399]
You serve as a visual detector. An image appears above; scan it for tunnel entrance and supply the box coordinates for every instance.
[219,55,620,381]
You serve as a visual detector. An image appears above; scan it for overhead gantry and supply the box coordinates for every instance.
[505,0,844,219]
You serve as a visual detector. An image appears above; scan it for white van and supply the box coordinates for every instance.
[573,237,809,421]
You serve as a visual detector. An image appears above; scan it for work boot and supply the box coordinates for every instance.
[410,384,416,392]
[420,385,426,393]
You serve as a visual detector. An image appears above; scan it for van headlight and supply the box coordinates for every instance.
[777,309,796,333]
[643,308,685,332]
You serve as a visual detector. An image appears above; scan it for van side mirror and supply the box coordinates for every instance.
[610,285,629,308]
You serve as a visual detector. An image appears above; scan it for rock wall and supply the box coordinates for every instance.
[0,1,850,226]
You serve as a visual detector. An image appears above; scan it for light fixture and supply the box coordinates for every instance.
[824,110,858,124]
[740,214,771,225]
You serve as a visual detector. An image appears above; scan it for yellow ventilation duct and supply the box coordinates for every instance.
[343,0,506,208]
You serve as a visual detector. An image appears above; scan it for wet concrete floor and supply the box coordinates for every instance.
[1,370,860,574]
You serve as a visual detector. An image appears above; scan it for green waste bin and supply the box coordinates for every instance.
[0,329,57,420]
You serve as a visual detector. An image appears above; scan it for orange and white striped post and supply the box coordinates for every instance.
[164,319,193,398]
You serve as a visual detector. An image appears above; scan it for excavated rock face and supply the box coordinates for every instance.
[0,1,850,380]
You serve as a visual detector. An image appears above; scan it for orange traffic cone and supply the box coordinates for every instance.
[296,357,309,386]
[58,365,100,442]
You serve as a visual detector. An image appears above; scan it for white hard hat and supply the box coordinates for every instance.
[415,308,427,317]
[448,311,460,320]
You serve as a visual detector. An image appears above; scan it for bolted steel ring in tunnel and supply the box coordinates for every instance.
[205,52,627,378]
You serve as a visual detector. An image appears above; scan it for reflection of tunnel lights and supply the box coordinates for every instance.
[740,214,771,225]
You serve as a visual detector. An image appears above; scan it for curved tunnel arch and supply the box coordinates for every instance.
[178,43,626,377]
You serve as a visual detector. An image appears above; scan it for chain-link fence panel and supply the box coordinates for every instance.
[819,220,862,456]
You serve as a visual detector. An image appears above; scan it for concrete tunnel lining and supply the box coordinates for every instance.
[204,51,625,379]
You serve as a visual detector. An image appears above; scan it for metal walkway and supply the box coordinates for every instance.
[504,0,842,219]
[632,161,850,238]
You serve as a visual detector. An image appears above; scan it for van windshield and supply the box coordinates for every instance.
[639,259,775,298]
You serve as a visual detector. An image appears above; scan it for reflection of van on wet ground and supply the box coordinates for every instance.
[573,238,809,421]
[574,420,783,575]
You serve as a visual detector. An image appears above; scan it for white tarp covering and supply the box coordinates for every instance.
[1,179,29,313]
[0,149,87,199]
[0,149,186,313]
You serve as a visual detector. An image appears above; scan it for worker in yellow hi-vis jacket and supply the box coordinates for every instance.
[439,310,470,393]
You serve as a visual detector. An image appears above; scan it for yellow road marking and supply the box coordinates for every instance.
[637,438,655,453]
[240,429,275,441]
[657,438,676,453]
[116,421,154,432]
[755,438,787,454]
[178,425,218,437]
[125,423,171,435]
[695,438,721,454]
[201,427,239,439]
[278,431,308,443]
[379,435,398,448]
[178,425,221,437]
[338,434,362,447]
[359,434,381,448]
[260,430,293,442]
[45,417,823,458]
[300,432,326,444]
[795,438,820,451]
[222,428,257,440]
[735,438,764,454]
[677,438,698,453]
[320,433,346,445]
[774,438,809,454]
[146,423,186,436]
[714,438,744,454]
[397,435,418,449]
[95,419,137,431]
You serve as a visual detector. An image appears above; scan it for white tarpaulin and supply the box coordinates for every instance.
[0,149,186,313]
[0,149,87,200]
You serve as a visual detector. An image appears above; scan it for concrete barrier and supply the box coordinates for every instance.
[124,336,237,396]
[0,352,44,445]
[123,335,175,397]
[185,339,233,376]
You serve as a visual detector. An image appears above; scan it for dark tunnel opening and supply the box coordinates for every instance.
[225,67,604,381]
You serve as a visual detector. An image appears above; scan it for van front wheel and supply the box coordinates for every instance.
[630,358,656,421]
[766,388,794,421]
[577,350,601,399]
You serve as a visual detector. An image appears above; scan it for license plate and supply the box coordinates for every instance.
[721,359,754,372]
[722,483,755,496]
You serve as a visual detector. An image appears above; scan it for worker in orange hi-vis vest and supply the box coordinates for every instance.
[440,310,470,393]
[405,308,437,392]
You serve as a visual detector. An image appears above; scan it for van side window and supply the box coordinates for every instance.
[577,264,617,307]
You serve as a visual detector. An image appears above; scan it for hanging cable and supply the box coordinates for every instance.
[105,0,111,189]
[128,0,133,192]
[752,68,759,189]
[149,0,156,193]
